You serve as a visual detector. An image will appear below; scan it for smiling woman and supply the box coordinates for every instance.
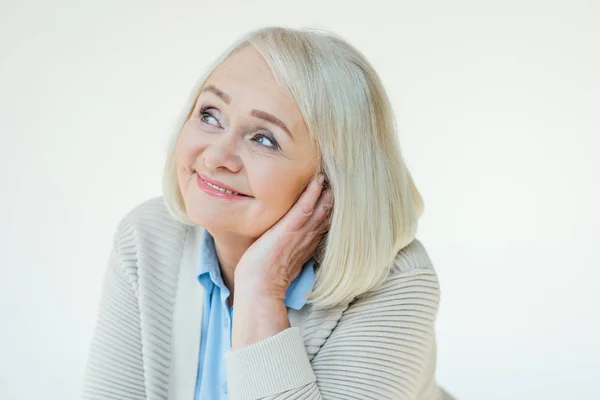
[81,25,456,400]
[175,45,320,255]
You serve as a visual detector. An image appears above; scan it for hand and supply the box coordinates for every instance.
[234,173,333,300]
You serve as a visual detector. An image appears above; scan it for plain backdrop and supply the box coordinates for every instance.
[1,1,598,399]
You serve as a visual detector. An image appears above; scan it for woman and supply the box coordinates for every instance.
[82,26,456,400]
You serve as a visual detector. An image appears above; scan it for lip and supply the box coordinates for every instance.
[196,173,251,200]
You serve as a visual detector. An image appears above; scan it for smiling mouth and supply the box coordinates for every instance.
[194,172,252,198]
[201,177,247,196]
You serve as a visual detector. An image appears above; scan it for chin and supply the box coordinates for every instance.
[185,204,220,228]
[185,204,240,233]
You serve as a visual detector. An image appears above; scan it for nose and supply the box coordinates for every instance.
[203,132,243,173]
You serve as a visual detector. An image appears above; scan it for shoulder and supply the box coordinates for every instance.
[116,195,184,231]
[391,237,437,275]
[387,238,440,297]
[350,238,441,316]
[305,238,442,398]
[313,238,441,339]
[110,196,192,285]
[113,195,190,249]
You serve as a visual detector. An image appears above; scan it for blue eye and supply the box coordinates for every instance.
[199,105,280,151]
[252,133,279,150]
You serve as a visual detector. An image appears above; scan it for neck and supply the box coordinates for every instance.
[211,230,256,306]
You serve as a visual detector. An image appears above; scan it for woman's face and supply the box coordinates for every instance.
[175,45,319,238]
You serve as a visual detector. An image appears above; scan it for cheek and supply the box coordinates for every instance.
[175,122,203,169]
[174,122,205,191]
[252,167,307,217]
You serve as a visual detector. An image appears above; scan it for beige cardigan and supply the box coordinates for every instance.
[81,196,455,400]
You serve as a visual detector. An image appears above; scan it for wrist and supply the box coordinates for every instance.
[230,285,290,349]
[234,268,289,301]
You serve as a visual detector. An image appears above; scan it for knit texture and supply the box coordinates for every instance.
[81,196,456,400]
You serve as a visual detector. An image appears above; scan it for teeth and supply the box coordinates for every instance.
[204,179,241,195]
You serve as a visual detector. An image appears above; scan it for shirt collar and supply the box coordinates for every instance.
[196,228,223,292]
[197,228,316,310]
[284,257,315,310]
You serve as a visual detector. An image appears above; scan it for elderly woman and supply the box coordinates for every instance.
[82,26,455,400]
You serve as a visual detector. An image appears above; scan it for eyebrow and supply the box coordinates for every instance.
[200,84,294,140]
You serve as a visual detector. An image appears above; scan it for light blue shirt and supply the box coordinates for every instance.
[194,228,316,399]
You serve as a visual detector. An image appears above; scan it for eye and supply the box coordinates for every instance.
[252,133,279,150]
[199,107,220,126]
[199,105,280,151]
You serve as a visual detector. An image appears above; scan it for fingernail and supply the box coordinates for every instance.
[318,174,325,185]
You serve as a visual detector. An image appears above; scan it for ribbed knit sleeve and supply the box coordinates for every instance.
[81,221,146,400]
[224,268,441,400]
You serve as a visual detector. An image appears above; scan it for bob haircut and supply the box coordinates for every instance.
[162,26,424,309]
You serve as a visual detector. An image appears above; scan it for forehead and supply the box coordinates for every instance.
[202,46,303,125]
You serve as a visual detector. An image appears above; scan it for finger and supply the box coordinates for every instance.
[306,187,333,233]
[297,190,333,255]
[286,174,325,232]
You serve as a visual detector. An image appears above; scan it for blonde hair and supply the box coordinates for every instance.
[162,26,424,309]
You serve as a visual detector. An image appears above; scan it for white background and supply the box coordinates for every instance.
[1,1,598,399]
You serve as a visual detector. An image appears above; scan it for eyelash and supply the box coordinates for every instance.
[199,106,280,151]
